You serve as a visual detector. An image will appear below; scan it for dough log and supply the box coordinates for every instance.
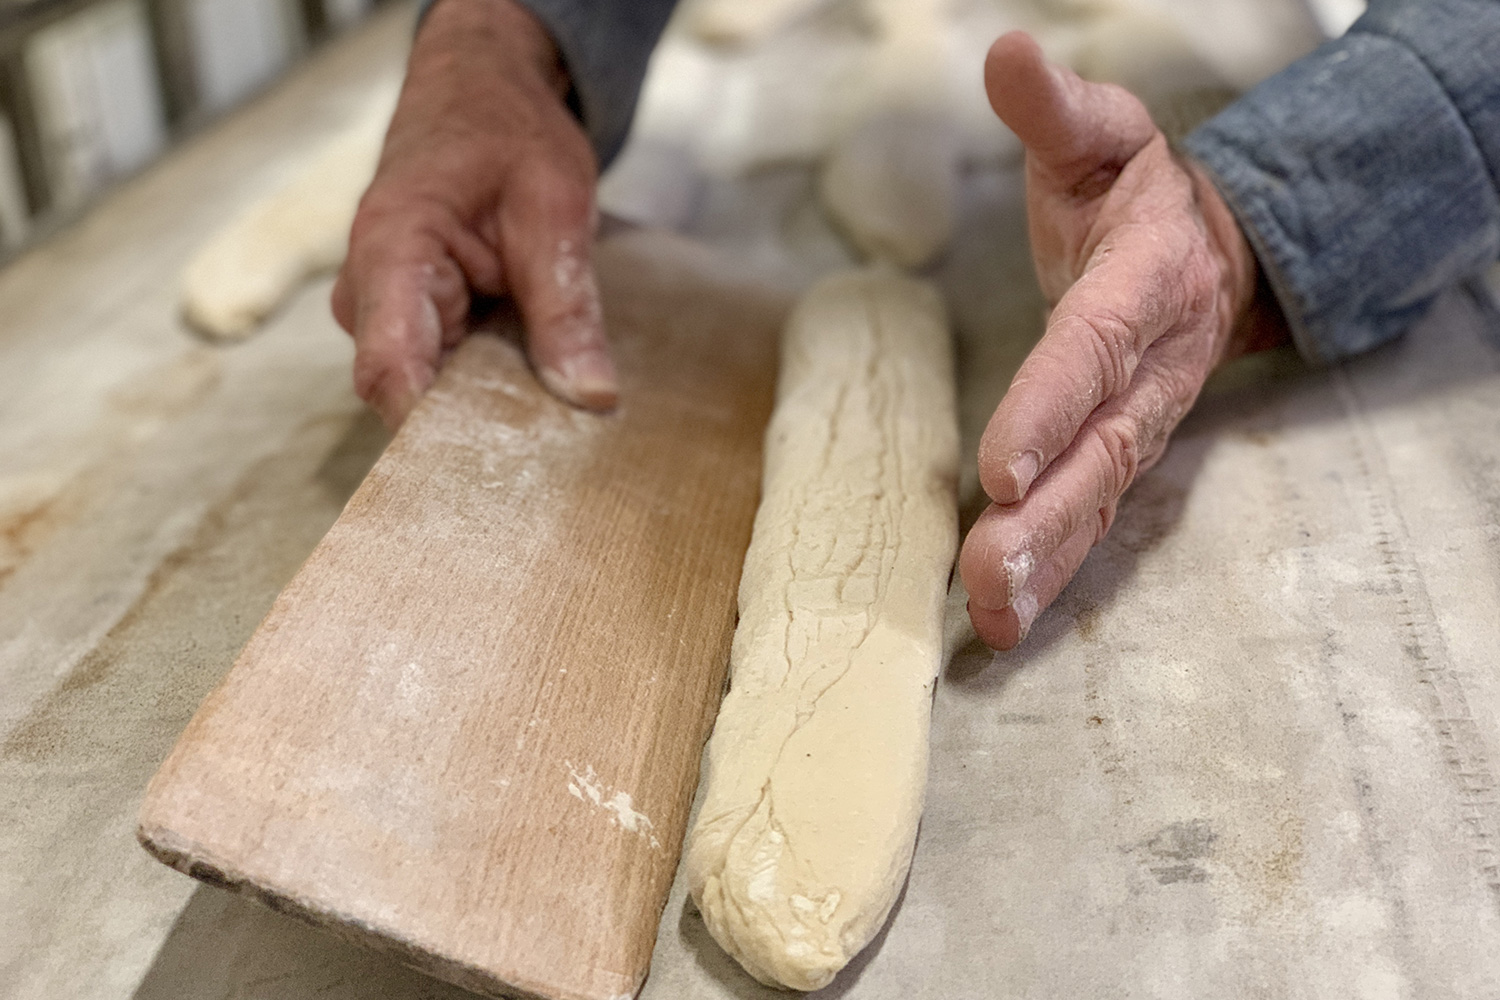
[687,0,835,48]
[684,267,959,991]
[818,0,959,270]
[179,90,393,341]
[819,111,958,271]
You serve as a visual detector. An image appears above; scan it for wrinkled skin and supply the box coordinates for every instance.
[960,32,1286,650]
[332,0,614,428]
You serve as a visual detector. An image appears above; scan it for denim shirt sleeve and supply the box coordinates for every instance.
[1182,0,1500,364]
[418,0,680,169]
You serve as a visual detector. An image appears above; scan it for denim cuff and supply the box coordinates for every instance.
[418,0,679,170]
[1183,0,1500,364]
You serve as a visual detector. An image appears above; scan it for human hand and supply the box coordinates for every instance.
[332,0,614,428]
[960,32,1284,650]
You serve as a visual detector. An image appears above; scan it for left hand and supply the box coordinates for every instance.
[331,0,613,429]
[960,32,1285,650]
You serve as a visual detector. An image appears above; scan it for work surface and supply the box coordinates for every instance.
[4,4,1500,999]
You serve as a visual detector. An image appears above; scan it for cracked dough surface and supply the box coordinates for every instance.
[684,267,959,991]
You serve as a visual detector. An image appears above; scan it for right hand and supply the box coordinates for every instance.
[960,33,1280,650]
[332,0,616,428]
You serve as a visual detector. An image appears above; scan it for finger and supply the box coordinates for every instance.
[337,188,498,427]
[967,514,1098,650]
[983,31,1156,195]
[350,267,445,429]
[334,197,502,342]
[500,161,617,412]
[962,345,1193,613]
[978,223,1199,503]
[331,261,357,336]
[346,235,471,428]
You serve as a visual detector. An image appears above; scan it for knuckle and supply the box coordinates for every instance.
[1092,418,1141,499]
[1151,362,1193,405]
[1138,440,1167,474]
[1095,502,1117,542]
[330,273,355,333]
[351,172,422,225]
[351,350,387,403]
[348,191,454,264]
[1137,417,1175,471]
[1183,252,1215,307]
[1065,158,1126,202]
[1078,311,1136,399]
[509,157,595,228]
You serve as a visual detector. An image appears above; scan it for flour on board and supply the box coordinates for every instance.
[565,761,662,850]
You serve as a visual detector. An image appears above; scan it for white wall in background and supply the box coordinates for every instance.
[324,0,373,33]
[25,0,168,212]
[187,0,301,113]
[0,114,29,249]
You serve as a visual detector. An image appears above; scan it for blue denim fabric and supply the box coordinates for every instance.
[1184,0,1500,363]
[418,0,680,169]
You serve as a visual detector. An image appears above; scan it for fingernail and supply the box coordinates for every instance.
[1013,589,1040,641]
[1003,549,1034,604]
[541,349,619,412]
[1008,450,1041,499]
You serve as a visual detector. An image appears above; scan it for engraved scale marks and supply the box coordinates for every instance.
[1332,368,1500,913]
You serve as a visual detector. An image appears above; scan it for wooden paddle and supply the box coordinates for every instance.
[138,229,788,1000]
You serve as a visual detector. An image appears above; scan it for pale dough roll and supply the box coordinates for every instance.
[686,0,835,48]
[179,87,394,341]
[819,111,959,270]
[685,267,959,991]
[819,0,959,269]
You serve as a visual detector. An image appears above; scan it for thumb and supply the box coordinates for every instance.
[983,31,1156,192]
[501,164,617,412]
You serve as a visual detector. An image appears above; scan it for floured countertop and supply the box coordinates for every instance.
[2,1,1498,998]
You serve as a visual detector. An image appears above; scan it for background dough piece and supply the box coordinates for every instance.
[685,267,960,991]
[818,0,960,268]
[1068,4,1224,102]
[179,87,394,341]
[686,0,838,48]
[1048,1,1236,138]
[819,110,959,270]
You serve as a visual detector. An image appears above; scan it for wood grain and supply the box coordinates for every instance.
[137,229,789,1000]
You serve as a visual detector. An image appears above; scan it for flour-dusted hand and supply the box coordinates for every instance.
[961,32,1284,650]
[331,0,614,428]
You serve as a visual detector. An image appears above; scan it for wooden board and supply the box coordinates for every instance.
[137,229,789,1000]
